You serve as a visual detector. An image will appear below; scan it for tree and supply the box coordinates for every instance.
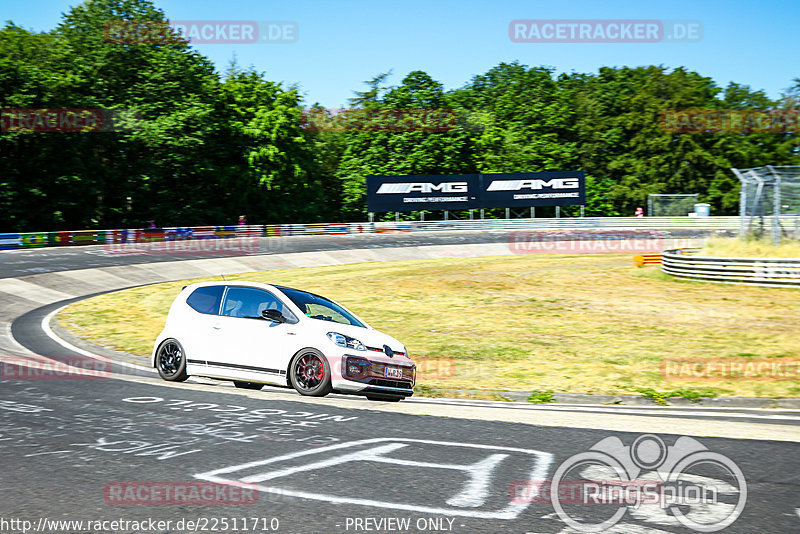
[336,71,476,219]
[221,68,324,222]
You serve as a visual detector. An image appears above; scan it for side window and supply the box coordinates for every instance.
[186,286,225,315]
[222,287,295,320]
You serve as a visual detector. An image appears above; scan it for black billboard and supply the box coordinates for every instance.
[480,171,585,208]
[366,174,480,212]
[366,171,585,212]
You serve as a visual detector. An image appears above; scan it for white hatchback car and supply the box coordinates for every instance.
[152,281,415,401]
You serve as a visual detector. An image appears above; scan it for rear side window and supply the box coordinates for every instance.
[186,286,224,315]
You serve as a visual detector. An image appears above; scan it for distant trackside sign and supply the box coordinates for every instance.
[366,171,585,212]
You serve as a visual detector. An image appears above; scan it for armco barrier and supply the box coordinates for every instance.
[0,233,21,250]
[303,223,327,236]
[325,223,348,235]
[5,216,799,251]
[408,215,797,232]
[633,253,662,266]
[662,248,800,288]
[20,232,48,248]
[51,231,73,246]
[375,222,412,233]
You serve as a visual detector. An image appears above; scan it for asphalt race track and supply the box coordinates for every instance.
[0,229,708,279]
[1,231,799,534]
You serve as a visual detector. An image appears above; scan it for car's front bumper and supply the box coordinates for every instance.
[331,353,415,397]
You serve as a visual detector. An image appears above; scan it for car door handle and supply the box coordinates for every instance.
[212,325,221,330]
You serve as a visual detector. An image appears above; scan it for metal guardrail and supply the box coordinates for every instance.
[4,215,800,251]
[662,248,800,288]
[381,215,800,233]
[633,254,662,266]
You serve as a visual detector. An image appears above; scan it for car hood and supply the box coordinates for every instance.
[302,317,406,353]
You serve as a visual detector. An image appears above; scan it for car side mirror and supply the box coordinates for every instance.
[262,309,287,323]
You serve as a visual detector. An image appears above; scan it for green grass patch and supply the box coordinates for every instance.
[632,387,720,406]
[527,390,555,404]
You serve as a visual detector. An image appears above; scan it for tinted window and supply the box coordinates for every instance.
[186,286,224,315]
[222,286,296,321]
[277,287,365,327]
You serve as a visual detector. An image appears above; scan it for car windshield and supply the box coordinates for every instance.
[276,287,365,328]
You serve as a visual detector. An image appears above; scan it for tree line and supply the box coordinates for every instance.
[1,0,798,232]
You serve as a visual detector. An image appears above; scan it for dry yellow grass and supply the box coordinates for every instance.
[700,236,800,258]
[58,254,800,398]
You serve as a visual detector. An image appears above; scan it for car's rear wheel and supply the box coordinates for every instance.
[155,339,188,382]
[289,349,332,397]
[234,381,263,390]
[366,395,403,402]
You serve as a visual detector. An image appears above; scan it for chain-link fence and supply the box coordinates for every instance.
[647,194,699,216]
[733,166,800,244]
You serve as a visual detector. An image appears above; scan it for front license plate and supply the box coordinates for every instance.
[384,367,403,379]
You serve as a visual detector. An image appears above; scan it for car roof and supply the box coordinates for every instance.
[271,284,333,302]
[185,281,331,301]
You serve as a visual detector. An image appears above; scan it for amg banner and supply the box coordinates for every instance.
[366,174,480,212]
[481,171,586,208]
[366,171,585,212]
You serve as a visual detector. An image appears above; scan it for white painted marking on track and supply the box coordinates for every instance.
[41,305,156,375]
[195,437,553,519]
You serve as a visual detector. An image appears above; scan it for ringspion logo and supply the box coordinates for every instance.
[548,434,746,532]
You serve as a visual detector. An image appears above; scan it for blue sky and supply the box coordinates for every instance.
[4,0,798,107]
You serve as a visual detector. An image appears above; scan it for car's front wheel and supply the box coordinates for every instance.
[289,349,332,397]
[155,339,188,382]
[234,381,263,390]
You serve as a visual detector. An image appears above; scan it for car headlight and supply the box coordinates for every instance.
[327,332,366,351]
